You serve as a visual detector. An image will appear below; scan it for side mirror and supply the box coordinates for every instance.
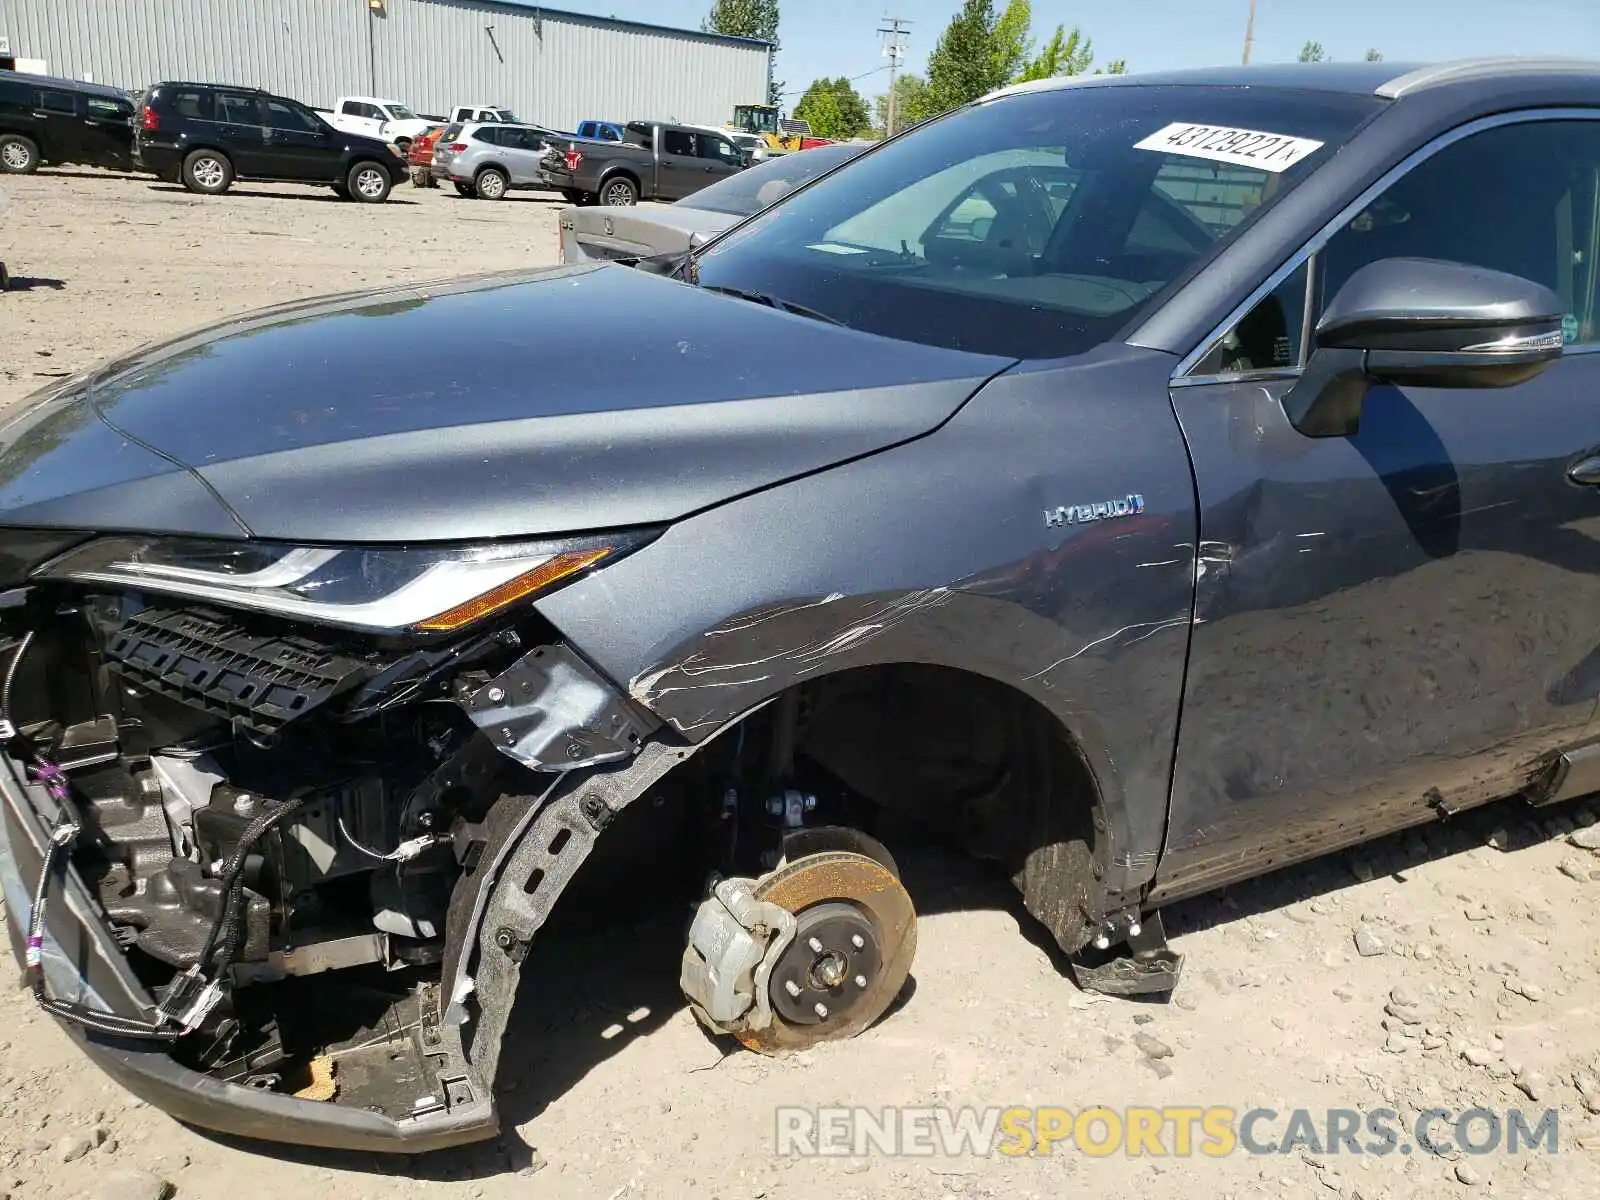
[1283,257,1565,438]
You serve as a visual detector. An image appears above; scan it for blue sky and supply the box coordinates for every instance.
[588,0,1600,107]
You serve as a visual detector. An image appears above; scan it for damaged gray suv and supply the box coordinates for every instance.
[3,57,1600,1152]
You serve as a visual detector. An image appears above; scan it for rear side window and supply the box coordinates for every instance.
[662,130,695,157]
[166,89,211,120]
[216,92,258,124]
[472,126,501,146]
[39,90,77,115]
[86,97,131,120]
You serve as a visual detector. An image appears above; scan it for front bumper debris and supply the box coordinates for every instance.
[0,747,498,1151]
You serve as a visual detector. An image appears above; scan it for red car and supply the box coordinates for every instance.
[407,124,449,187]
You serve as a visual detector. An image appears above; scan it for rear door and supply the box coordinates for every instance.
[655,127,700,200]
[691,131,745,193]
[260,95,338,181]
[1155,114,1600,901]
[504,127,549,185]
[212,89,269,175]
[80,93,134,169]
[33,84,85,164]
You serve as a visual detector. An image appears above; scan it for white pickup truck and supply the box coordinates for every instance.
[450,104,519,125]
[314,96,434,147]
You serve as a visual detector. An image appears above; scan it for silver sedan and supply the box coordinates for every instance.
[557,141,869,265]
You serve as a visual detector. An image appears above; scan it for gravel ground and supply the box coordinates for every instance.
[1,168,1599,1200]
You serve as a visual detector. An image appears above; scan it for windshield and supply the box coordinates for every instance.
[681,143,867,217]
[387,103,417,120]
[694,85,1383,359]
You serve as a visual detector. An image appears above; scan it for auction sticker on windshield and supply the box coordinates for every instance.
[1134,123,1325,173]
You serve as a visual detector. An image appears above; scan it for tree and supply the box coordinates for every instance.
[990,0,1034,88]
[1015,24,1094,82]
[925,0,1004,115]
[705,0,783,104]
[1298,40,1327,63]
[920,0,1126,119]
[1364,48,1384,61]
[1097,59,1129,74]
[704,0,778,41]
[874,73,933,135]
[793,77,872,140]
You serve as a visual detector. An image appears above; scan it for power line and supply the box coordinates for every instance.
[878,15,911,136]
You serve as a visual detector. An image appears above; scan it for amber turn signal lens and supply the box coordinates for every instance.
[416,546,611,632]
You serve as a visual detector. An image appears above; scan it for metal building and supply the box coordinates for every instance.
[0,0,773,130]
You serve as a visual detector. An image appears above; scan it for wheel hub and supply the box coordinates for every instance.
[733,842,917,1054]
[769,901,883,1026]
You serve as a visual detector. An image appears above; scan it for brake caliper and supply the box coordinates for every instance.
[680,830,917,1054]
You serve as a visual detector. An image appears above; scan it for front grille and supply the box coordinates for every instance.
[98,604,371,737]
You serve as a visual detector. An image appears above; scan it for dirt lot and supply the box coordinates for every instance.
[1,168,1599,1200]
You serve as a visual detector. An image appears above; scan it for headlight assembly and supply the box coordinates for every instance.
[32,533,648,635]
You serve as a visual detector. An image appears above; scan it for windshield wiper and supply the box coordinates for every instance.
[698,284,843,326]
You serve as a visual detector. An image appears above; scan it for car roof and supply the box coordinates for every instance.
[0,69,132,101]
[986,56,1600,103]
[149,80,275,96]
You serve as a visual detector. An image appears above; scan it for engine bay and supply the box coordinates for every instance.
[3,587,592,1102]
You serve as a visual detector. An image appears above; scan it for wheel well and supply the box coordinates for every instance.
[475,161,508,178]
[599,168,639,190]
[673,663,1105,954]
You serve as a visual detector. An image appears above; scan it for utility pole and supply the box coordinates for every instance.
[1242,0,1257,64]
[878,16,910,137]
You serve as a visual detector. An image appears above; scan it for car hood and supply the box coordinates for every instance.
[0,265,1009,542]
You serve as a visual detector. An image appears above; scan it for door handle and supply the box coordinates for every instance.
[1569,455,1600,486]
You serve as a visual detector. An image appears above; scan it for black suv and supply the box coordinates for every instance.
[136,82,407,201]
[0,70,135,174]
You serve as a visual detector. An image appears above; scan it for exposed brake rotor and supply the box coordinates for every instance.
[734,835,917,1055]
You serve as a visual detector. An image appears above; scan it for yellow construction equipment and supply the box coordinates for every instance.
[730,104,831,154]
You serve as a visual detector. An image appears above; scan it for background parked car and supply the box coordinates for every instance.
[0,70,135,174]
[406,123,447,186]
[431,121,561,199]
[559,140,867,264]
[315,95,433,149]
[136,82,407,201]
[543,120,746,207]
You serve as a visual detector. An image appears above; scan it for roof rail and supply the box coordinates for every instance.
[1377,56,1600,97]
